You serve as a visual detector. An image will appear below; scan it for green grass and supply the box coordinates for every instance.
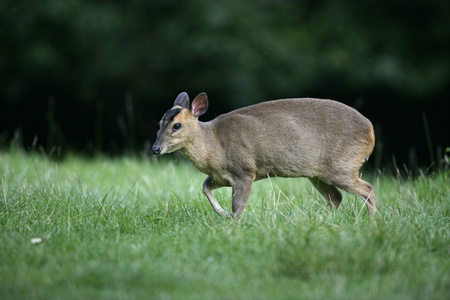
[1,151,449,300]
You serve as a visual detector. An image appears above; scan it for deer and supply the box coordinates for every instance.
[152,92,376,219]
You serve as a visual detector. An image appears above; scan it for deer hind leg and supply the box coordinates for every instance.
[309,177,343,210]
[203,176,231,218]
[335,176,376,217]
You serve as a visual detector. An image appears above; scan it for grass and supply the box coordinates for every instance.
[1,150,449,300]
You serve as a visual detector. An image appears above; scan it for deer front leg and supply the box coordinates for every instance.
[203,176,231,218]
[231,175,255,219]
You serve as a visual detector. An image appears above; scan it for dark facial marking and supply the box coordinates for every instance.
[161,108,183,129]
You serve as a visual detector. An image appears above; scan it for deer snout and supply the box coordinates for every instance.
[152,144,162,155]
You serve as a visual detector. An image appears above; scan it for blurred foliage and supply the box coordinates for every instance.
[1,0,449,166]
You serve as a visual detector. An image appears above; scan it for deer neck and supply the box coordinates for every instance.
[179,122,216,173]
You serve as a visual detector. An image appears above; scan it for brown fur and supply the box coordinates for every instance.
[152,92,376,219]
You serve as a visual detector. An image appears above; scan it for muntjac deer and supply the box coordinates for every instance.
[152,92,376,219]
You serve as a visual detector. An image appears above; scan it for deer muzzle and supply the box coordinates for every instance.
[152,144,162,155]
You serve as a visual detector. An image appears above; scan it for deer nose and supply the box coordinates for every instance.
[152,145,162,155]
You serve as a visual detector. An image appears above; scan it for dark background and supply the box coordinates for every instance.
[1,0,449,171]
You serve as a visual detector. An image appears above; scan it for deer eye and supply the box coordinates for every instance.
[172,123,182,131]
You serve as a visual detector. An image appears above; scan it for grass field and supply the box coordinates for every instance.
[1,151,449,299]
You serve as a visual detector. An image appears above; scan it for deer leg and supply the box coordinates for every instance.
[231,175,255,219]
[203,176,231,218]
[335,177,376,217]
[309,177,343,210]
[350,178,376,217]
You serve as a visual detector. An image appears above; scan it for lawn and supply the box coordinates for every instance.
[1,151,449,299]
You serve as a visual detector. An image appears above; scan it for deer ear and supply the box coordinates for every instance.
[174,92,190,109]
[191,92,208,118]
